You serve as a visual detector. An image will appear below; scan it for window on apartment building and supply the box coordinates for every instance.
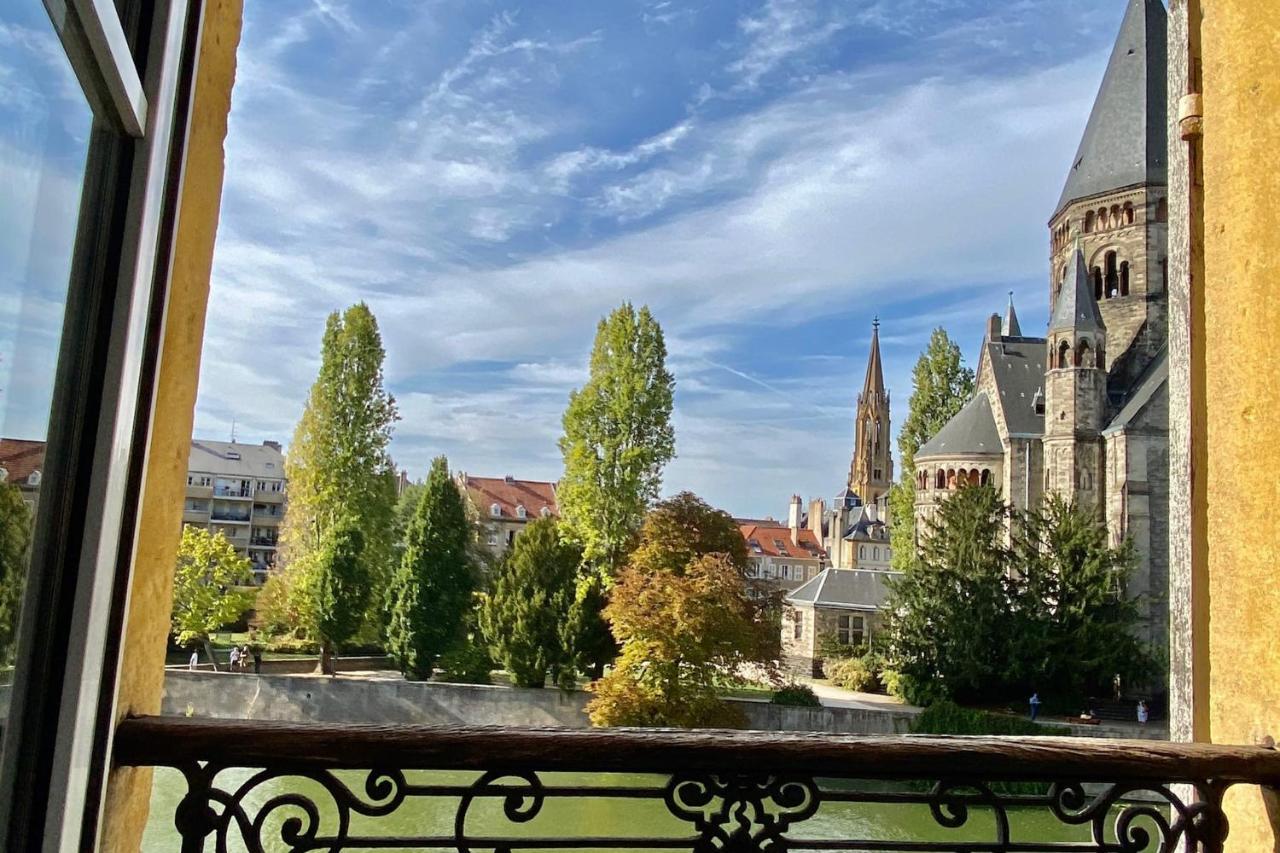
[490,503,501,517]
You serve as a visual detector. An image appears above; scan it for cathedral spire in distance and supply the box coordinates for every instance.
[1003,292,1022,337]
[849,318,893,506]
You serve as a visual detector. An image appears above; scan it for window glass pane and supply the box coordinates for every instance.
[0,5,94,712]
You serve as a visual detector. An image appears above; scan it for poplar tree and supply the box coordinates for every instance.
[479,517,579,688]
[280,303,399,635]
[889,328,975,571]
[387,456,472,680]
[558,303,675,581]
[310,520,368,674]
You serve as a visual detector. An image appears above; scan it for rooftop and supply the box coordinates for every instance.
[188,439,285,479]
[739,524,826,560]
[0,438,46,485]
[786,567,896,612]
[463,475,558,520]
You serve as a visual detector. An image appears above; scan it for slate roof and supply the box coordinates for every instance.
[1050,248,1106,333]
[916,394,1003,460]
[986,336,1048,437]
[1055,0,1167,215]
[786,568,894,612]
[0,438,46,484]
[843,506,888,543]
[464,476,558,520]
[739,524,826,560]
[1105,346,1168,434]
[1003,296,1022,338]
[189,440,285,479]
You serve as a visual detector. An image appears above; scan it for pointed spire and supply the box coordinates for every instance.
[1055,0,1167,215]
[1049,245,1105,333]
[862,317,885,400]
[1003,292,1022,337]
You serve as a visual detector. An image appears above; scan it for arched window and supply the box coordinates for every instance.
[1104,251,1119,298]
[540,506,551,518]
[1123,202,1134,224]
[935,469,946,490]
[1058,339,1071,369]
[1076,338,1093,368]
[1093,267,1104,301]
[1120,261,1130,296]
[946,469,957,489]
[490,503,501,517]
[980,469,991,486]
[873,547,880,561]
[860,546,866,560]
[1084,210,1095,233]
[1110,204,1120,226]
[516,505,527,519]
[1098,207,1108,228]
[1156,197,1168,222]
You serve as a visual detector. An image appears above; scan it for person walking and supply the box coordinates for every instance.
[188,649,199,671]
[252,649,263,675]
[1137,700,1149,725]
[1029,692,1042,722]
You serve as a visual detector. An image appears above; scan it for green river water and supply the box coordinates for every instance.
[140,768,1133,851]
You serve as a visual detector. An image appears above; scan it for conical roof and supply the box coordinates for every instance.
[1003,293,1022,337]
[1049,248,1105,333]
[915,394,1002,460]
[1055,0,1167,215]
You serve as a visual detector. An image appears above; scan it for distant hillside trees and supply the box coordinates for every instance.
[888,328,975,572]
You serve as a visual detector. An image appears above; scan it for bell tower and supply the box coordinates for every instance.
[849,318,893,506]
[1044,246,1108,511]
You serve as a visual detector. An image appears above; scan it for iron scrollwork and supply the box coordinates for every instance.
[170,762,1234,852]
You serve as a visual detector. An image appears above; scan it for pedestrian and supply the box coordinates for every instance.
[252,649,262,675]
[188,649,199,671]
[1137,700,1149,725]
[240,644,250,670]
[1029,692,1042,722]
[229,646,240,670]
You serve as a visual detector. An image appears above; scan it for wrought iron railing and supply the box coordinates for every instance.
[114,717,1280,853]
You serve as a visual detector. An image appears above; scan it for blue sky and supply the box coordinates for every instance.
[1,1,1135,518]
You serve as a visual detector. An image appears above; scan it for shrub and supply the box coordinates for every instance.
[438,640,494,685]
[771,683,821,707]
[910,700,1069,737]
[825,656,879,693]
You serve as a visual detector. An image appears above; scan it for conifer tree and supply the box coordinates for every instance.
[479,517,579,688]
[560,575,615,683]
[387,456,472,680]
[280,303,399,634]
[889,328,975,571]
[311,520,368,674]
[558,303,675,581]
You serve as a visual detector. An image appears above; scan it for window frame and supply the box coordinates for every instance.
[0,0,202,848]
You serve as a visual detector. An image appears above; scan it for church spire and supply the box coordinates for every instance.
[1003,292,1022,337]
[849,318,892,506]
[1050,245,1105,333]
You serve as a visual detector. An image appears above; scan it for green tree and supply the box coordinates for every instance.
[310,520,369,674]
[0,483,32,665]
[889,328,975,571]
[558,303,675,581]
[386,457,473,680]
[1009,495,1153,697]
[171,526,255,670]
[587,554,758,728]
[560,575,615,684]
[280,303,399,634]
[479,517,580,687]
[884,484,1011,704]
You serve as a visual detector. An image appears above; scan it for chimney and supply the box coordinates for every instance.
[261,440,282,452]
[808,498,825,535]
[504,474,515,484]
[866,501,879,523]
[788,495,803,544]
[987,312,1002,342]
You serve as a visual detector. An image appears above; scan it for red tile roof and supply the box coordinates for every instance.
[463,476,558,521]
[0,438,46,485]
[738,524,826,560]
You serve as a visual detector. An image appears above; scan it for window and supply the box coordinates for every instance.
[540,506,551,517]
[487,534,499,547]
[515,505,527,519]
[873,547,880,561]
[792,611,803,640]
[837,614,866,646]
[490,503,501,517]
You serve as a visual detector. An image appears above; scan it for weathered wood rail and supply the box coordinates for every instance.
[116,716,1280,852]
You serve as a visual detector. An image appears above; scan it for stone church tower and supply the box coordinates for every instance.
[1044,247,1108,508]
[848,319,892,507]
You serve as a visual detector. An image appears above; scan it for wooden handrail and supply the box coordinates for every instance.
[113,715,1280,785]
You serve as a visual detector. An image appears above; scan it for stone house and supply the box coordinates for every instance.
[782,568,894,678]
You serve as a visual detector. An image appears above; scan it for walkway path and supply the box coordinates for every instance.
[800,678,922,714]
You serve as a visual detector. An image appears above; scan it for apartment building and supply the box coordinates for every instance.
[457,473,559,558]
[183,439,286,581]
[737,515,828,595]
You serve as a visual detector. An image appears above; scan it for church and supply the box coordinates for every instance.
[912,0,1170,667]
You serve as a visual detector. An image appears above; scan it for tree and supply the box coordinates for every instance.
[558,303,675,581]
[0,483,32,666]
[889,328,975,571]
[587,554,759,728]
[559,575,615,684]
[883,484,1011,704]
[280,303,399,634]
[171,526,255,671]
[386,456,473,680]
[310,520,369,674]
[1009,495,1153,697]
[479,518,580,687]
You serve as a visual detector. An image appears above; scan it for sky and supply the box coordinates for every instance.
[3,0,1136,518]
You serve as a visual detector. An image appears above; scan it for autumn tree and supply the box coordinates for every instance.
[171,526,255,671]
[0,483,32,665]
[558,303,675,581]
[889,328,975,571]
[280,303,399,634]
[479,517,580,687]
[386,457,472,680]
[587,554,759,728]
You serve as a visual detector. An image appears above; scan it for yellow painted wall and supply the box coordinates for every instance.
[1200,0,1280,847]
[98,1,243,848]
